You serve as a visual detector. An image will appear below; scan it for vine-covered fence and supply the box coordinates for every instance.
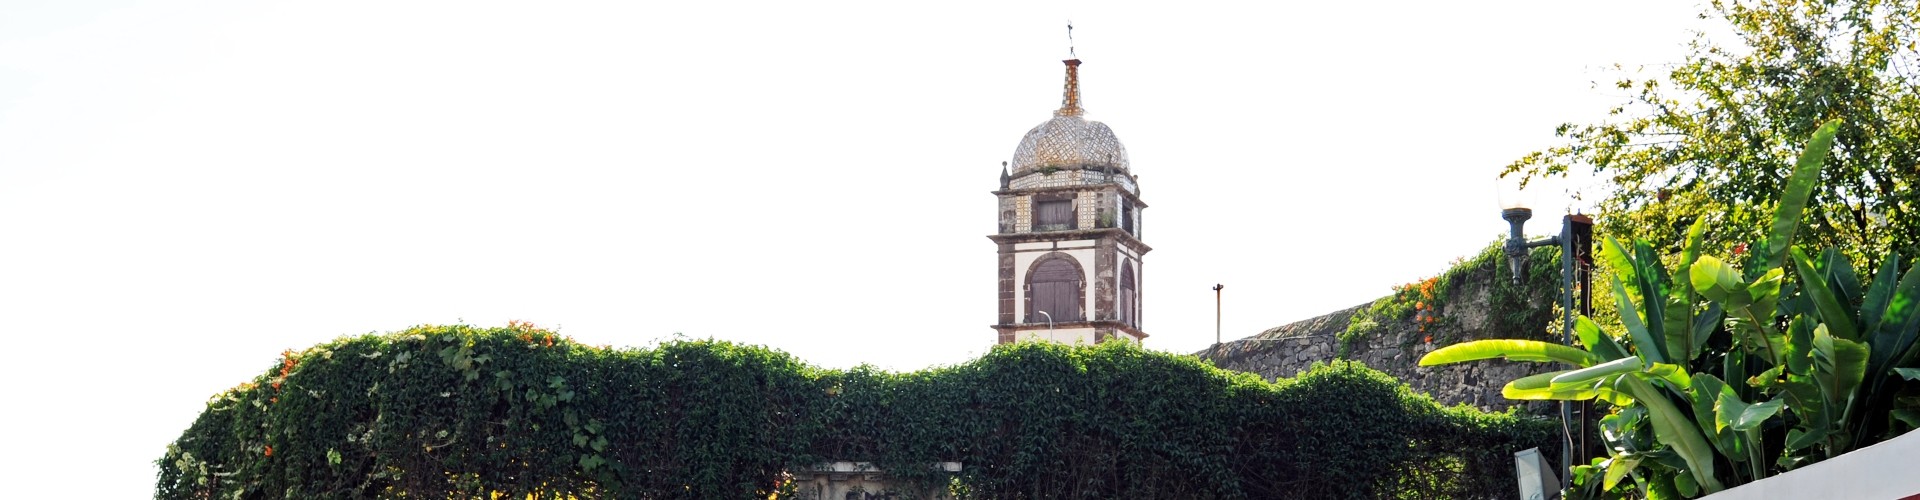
[158,324,1558,499]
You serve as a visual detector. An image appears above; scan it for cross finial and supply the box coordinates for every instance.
[1066,22,1076,58]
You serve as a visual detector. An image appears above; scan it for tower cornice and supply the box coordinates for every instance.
[987,228,1152,255]
[992,184,1149,209]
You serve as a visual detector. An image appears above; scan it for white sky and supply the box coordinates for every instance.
[0,0,1712,495]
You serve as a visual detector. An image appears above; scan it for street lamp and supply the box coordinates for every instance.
[1213,284,1224,355]
[1036,310,1054,337]
[1203,285,1227,364]
[1498,178,1593,492]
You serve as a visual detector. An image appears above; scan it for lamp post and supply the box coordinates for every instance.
[1499,182,1594,493]
[1211,284,1224,363]
[1037,310,1054,337]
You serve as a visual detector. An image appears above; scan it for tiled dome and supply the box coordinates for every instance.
[1010,115,1129,176]
[1008,59,1129,177]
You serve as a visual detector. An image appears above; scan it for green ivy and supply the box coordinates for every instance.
[157,325,1558,499]
[1342,241,1562,354]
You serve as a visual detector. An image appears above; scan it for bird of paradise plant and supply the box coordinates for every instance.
[1421,120,1920,498]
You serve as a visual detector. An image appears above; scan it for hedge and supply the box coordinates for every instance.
[157,324,1559,499]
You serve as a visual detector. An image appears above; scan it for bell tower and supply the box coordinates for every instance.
[990,57,1149,345]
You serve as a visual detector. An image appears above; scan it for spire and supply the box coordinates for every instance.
[1056,58,1083,117]
[1056,22,1084,117]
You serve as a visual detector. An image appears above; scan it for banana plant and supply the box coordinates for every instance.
[1423,232,1728,496]
[1419,120,1870,498]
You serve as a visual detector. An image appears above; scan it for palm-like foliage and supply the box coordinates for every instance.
[1425,120,1920,498]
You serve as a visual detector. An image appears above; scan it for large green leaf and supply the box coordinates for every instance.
[1747,268,1784,310]
[1689,374,1738,458]
[1794,247,1860,342]
[1673,467,1700,498]
[1619,375,1724,493]
[1860,252,1899,342]
[1785,421,1829,452]
[1756,118,1840,275]
[1644,362,1694,390]
[1418,339,1597,367]
[1812,325,1869,420]
[1724,351,1748,399]
[1749,364,1786,389]
[1504,370,1600,401]
[1785,314,1817,376]
[1723,268,1788,366]
[1858,251,1904,365]
[1822,248,1862,313]
[1605,236,1639,299]
[1680,217,1708,272]
[1673,221,1708,361]
[1614,276,1669,365]
[1576,316,1631,361]
[1690,255,1743,304]
[1604,455,1642,492]
[1634,240,1676,362]
[1552,356,1641,385]
[1717,392,1784,433]
[1692,302,1723,356]
[1873,259,1920,372]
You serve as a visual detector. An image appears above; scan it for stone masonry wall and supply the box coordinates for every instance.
[1199,269,1558,414]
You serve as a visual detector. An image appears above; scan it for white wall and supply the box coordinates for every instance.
[1701,430,1920,500]
[1014,327,1098,344]
[1011,241,1096,322]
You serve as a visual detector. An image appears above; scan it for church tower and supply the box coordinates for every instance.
[990,58,1149,344]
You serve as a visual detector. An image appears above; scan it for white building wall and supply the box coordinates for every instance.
[1700,429,1920,500]
[1014,327,1099,344]
[1011,241,1097,323]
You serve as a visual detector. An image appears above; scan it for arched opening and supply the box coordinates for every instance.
[1120,262,1137,327]
[1026,254,1084,322]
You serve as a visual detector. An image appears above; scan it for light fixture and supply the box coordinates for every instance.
[1495,174,1595,492]
[1498,175,1556,286]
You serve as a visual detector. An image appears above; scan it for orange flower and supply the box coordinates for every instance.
[264,445,273,457]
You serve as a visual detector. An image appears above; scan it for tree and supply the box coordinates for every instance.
[1506,0,1920,266]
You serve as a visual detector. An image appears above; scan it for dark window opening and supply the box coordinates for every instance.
[1035,197,1073,232]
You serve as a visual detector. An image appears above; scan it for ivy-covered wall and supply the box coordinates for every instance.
[1205,242,1565,413]
[158,324,1559,499]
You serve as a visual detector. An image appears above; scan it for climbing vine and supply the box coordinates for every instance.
[1341,240,1562,353]
[157,324,1558,499]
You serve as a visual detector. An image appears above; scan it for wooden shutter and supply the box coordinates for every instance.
[1121,264,1137,326]
[1036,199,1073,231]
[1029,258,1083,321]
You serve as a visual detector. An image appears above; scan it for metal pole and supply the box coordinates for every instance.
[1569,215,1595,471]
[1214,284,1224,345]
[1212,284,1224,362]
[1559,217,1576,491]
